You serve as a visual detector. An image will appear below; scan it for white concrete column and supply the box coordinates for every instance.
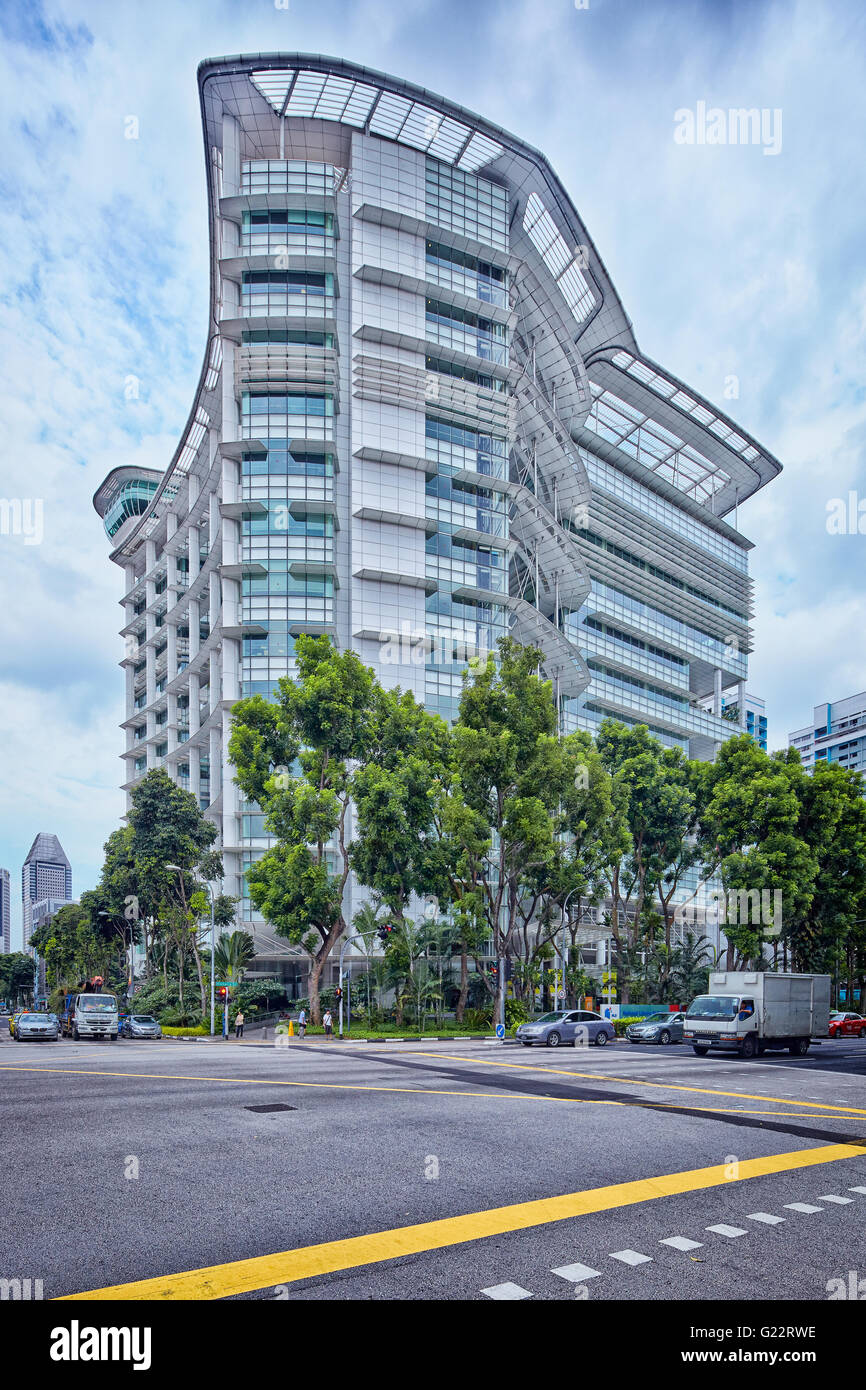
[713,667,722,718]
[189,673,201,735]
[189,600,200,661]
[223,636,240,704]
[738,679,747,730]
[209,725,221,800]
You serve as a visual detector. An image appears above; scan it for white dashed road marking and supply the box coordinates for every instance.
[609,1249,653,1266]
[660,1236,704,1251]
[482,1282,533,1300]
[746,1212,786,1225]
[817,1194,853,1204]
[849,1186,866,1195]
[706,1224,748,1237]
[784,1202,824,1213]
[551,1262,602,1282]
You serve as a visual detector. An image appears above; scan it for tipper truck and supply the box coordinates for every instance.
[684,971,831,1059]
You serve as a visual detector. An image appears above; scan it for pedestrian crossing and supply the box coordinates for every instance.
[481,1184,866,1298]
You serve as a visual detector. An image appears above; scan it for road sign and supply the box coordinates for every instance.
[495,1023,505,1039]
[214,981,237,988]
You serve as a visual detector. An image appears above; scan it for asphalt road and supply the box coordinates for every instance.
[2,1029,866,1302]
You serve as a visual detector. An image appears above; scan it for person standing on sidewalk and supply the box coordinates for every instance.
[234,1009,245,1040]
[323,1008,333,1039]
[297,1007,306,1038]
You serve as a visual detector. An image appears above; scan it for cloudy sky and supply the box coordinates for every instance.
[0,0,864,945]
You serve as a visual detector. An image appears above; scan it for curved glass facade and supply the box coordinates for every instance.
[102,478,160,539]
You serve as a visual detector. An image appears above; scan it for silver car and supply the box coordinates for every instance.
[15,1011,59,1041]
[625,1011,685,1045]
[121,1014,163,1039]
[515,1010,616,1049]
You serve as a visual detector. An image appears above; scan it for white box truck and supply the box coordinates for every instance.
[683,971,831,1059]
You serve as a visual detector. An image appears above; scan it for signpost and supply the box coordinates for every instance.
[495,1023,505,1042]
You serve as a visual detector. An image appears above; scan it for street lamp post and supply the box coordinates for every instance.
[557,889,581,1012]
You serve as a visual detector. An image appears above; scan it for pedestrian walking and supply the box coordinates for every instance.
[323,1008,333,1038]
[234,1010,245,1039]
[297,1007,307,1038]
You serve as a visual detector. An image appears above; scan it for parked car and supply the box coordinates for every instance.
[515,1010,616,1049]
[625,1012,685,1045]
[14,1012,59,1041]
[829,1011,866,1038]
[120,1014,162,1039]
[8,1012,22,1037]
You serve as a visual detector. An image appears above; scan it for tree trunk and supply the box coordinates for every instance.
[308,952,324,1025]
[191,933,207,1020]
[456,944,469,1022]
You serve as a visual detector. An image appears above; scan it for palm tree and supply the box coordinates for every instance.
[214,930,256,985]
[669,932,714,1003]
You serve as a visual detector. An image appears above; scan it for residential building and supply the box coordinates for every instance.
[21,833,72,951]
[94,55,782,983]
[789,692,866,776]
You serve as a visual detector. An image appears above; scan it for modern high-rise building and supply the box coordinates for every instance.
[698,686,767,750]
[789,691,866,776]
[94,54,781,975]
[21,833,72,950]
[0,868,10,954]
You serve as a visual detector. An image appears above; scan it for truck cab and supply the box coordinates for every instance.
[683,992,760,1057]
[61,993,119,1041]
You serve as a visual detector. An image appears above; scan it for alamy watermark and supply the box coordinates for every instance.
[676,888,783,937]
[379,621,491,668]
[0,498,43,545]
[826,493,866,534]
[674,102,782,156]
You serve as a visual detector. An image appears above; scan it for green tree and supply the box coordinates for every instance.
[127,768,224,1017]
[0,952,37,1006]
[229,634,377,1022]
[596,722,695,1002]
[441,638,570,1026]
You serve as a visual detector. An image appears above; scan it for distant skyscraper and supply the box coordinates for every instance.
[21,834,72,949]
[0,868,10,953]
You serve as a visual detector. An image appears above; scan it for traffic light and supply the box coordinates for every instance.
[335,987,343,1002]
[376,923,394,944]
[217,987,227,1001]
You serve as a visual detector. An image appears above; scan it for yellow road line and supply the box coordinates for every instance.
[58,1142,866,1301]
[412,1053,866,1117]
[0,1065,621,1108]
[4,1065,859,1126]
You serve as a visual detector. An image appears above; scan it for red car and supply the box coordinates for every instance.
[829,1011,866,1038]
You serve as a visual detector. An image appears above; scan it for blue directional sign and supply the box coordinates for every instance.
[495,1023,505,1039]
